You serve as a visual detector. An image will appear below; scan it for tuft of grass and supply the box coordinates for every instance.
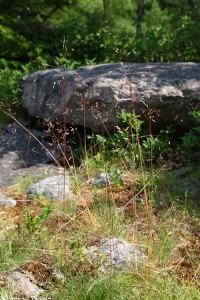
[16,173,47,194]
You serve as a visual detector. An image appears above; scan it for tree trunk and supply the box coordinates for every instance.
[136,0,144,39]
[102,0,109,21]
[187,0,199,17]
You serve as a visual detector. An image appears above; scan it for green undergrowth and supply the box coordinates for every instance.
[46,273,200,300]
[0,111,200,299]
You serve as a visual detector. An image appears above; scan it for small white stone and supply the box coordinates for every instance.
[0,194,17,207]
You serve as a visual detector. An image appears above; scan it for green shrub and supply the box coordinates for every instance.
[0,67,23,122]
[181,110,200,162]
[88,110,173,170]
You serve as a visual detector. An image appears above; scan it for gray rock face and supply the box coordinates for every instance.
[27,175,72,201]
[85,238,146,272]
[22,63,200,132]
[0,194,16,207]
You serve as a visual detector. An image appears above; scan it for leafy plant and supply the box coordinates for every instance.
[16,204,52,233]
[89,110,173,169]
[181,110,200,162]
[0,67,23,121]
[0,289,14,300]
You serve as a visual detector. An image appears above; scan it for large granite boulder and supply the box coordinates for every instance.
[22,63,200,132]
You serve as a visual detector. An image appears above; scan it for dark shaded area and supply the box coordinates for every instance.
[0,119,85,188]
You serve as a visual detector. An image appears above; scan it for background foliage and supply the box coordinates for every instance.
[0,0,200,119]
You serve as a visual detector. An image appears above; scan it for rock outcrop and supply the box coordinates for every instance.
[22,63,200,132]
